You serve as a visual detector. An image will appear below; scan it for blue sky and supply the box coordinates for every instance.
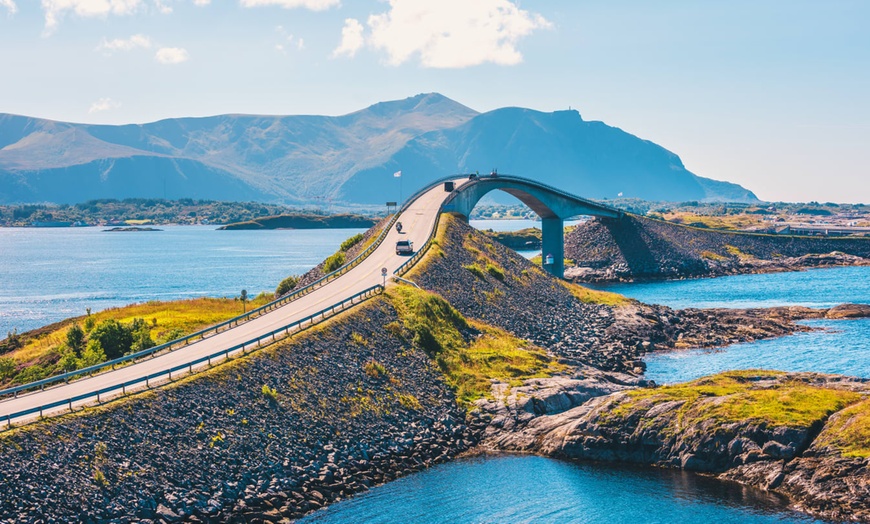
[0,0,868,203]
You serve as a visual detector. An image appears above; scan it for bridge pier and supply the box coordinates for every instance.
[541,217,564,278]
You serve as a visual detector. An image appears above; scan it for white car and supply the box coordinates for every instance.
[395,240,413,255]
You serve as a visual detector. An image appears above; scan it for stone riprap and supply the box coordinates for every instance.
[0,299,480,522]
[564,214,870,282]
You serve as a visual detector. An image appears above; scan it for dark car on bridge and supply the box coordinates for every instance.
[395,240,414,255]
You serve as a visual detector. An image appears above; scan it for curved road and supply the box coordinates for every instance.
[0,178,466,425]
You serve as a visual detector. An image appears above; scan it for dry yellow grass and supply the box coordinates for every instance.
[8,295,274,367]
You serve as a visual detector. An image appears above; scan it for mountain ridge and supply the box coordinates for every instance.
[0,94,757,205]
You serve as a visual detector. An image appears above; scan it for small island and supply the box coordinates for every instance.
[103,226,163,232]
[217,213,377,230]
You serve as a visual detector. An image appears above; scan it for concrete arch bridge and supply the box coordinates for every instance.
[441,174,623,278]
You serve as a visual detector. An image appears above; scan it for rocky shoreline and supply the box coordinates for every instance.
[473,370,870,523]
[2,214,869,522]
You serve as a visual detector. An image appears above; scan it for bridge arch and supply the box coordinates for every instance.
[441,175,623,278]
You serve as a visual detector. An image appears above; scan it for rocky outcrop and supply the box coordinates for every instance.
[477,370,870,522]
[0,299,482,522]
[565,214,870,282]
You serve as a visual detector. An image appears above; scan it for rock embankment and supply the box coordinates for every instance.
[564,214,870,282]
[476,370,870,522]
[409,215,860,374]
[0,299,482,522]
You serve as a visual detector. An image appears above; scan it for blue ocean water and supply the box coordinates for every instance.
[589,266,870,309]
[0,225,366,335]
[590,267,870,384]
[300,455,820,524]
[646,318,870,384]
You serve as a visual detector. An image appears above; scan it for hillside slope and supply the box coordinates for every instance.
[564,214,870,281]
[0,95,755,205]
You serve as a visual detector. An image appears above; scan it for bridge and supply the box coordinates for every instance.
[443,174,623,278]
[0,175,623,427]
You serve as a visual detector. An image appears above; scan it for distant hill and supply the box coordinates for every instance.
[0,94,757,206]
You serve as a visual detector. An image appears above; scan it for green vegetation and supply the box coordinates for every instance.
[323,252,346,272]
[485,263,505,281]
[0,295,274,389]
[700,250,728,261]
[561,281,631,306]
[815,398,870,458]
[275,275,300,296]
[340,233,365,251]
[0,198,311,227]
[464,264,486,279]
[612,371,861,429]
[389,286,565,405]
[261,384,279,403]
[363,360,387,378]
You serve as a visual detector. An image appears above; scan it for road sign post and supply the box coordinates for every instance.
[381,267,387,286]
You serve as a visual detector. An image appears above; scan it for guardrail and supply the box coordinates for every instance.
[2,285,384,429]
[0,213,403,401]
[0,174,464,402]
[394,204,446,278]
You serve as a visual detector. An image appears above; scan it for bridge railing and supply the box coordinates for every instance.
[2,285,384,429]
[0,214,403,401]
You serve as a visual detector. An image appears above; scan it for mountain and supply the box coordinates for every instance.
[0,94,757,206]
[339,107,757,204]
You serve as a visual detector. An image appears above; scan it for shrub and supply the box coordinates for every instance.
[0,356,16,380]
[89,319,134,360]
[261,384,279,403]
[340,233,364,252]
[364,360,387,378]
[275,275,299,296]
[324,252,346,273]
[66,324,86,357]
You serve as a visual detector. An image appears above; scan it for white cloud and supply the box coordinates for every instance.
[155,46,189,64]
[331,18,363,58]
[89,97,121,113]
[365,0,551,68]
[42,0,143,35]
[153,0,172,13]
[1,0,17,15]
[97,33,152,52]
[239,0,338,11]
[193,0,209,4]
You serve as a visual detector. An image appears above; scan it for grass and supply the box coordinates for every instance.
[1,294,275,387]
[815,398,870,458]
[464,264,486,279]
[389,286,565,405]
[663,212,766,231]
[561,281,631,306]
[611,370,861,429]
[700,250,728,261]
[725,244,755,260]
[364,360,387,378]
